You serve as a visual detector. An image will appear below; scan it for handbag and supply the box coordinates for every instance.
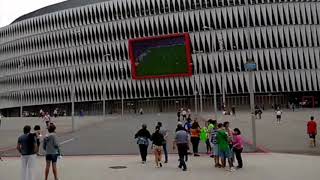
[137,137,149,145]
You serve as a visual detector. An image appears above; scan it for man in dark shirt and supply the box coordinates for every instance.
[33,125,41,154]
[17,125,37,180]
[157,122,168,163]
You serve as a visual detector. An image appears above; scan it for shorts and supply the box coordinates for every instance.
[219,148,232,159]
[309,134,316,139]
[211,144,219,156]
[276,115,281,119]
[153,145,163,152]
[46,154,58,163]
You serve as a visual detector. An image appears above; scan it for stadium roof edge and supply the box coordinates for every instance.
[11,0,111,24]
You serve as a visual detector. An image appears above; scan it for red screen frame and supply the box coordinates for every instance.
[128,33,193,80]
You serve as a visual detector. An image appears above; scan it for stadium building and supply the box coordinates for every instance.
[0,0,320,116]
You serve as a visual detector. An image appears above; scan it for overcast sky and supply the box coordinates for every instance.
[0,0,66,28]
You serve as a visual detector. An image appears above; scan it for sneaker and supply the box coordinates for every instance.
[142,161,146,164]
[229,167,236,172]
[182,168,187,171]
[164,160,168,163]
[194,154,200,157]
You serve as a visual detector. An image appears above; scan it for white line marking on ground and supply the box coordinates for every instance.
[60,138,74,145]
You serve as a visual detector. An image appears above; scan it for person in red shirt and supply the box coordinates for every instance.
[307,116,317,147]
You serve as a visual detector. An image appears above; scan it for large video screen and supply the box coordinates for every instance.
[129,33,192,79]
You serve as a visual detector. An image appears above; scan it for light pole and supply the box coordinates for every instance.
[193,50,203,113]
[244,0,257,149]
[71,30,81,132]
[190,62,198,115]
[218,32,226,109]
[71,67,75,132]
[120,63,124,119]
[203,26,218,119]
[245,60,257,149]
[102,54,111,119]
[199,60,203,113]
[19,59,24,117]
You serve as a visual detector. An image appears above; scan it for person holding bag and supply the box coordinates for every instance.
[135,124,151,164]
[43,124,61,180]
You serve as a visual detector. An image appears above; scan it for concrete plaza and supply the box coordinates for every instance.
[0,153,319,180]
[1,108,320,156]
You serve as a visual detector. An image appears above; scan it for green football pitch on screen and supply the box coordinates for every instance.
[135,44,188,77]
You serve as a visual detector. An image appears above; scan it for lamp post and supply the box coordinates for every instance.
[243,0,257,149]
[203,26,218,119]
[192,50,203,113]
[71,66,75,132]
[71,30,81,132]
[120,63,124,119]
[19,59,24,117]
[102,54,111,119]
[218,32,226,109]
[190,62,198,115]
[245,60,257,149]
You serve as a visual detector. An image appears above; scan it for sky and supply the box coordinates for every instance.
[0,0,66,28]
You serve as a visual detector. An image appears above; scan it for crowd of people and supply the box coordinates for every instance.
[134,117,244,172]
[12,106,318,179]
[17,122,61,180]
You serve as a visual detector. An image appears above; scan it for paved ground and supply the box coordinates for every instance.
[0,115,117,151]
[1,108,320,156]
[202,108,320,154]
[0,153,319,180]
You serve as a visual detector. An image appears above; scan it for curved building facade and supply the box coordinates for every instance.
[0,0,320,115]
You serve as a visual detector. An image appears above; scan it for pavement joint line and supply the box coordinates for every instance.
[60,138,75,145]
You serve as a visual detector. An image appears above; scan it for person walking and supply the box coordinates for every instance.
[53,108,58,118]
[33,125,41,155]
[39,109,44,118]
[135,124,151,164]
[43,112,51,128]
[182,109,187,121]
[157,122,168,163]
[307,116,317,147]
[173,123,189,171]
[210,120,220,167]
[177,109,181,121]
[224,121,234,164]
[216,123,235,172]
[233,128,244,169]
[275,108,282,123]
[17,125,37,180]
[190,121,201,156]
[231,106,236,115]
[187,108,191,119]
[200,125,211,154]
[184,118,192,133]
[43,124,61,180]
[151,126,165,168]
